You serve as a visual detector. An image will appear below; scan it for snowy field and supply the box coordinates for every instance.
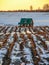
[0,26,49,65]
[0,12,49,26]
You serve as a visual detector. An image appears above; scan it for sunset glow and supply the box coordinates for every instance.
[0,0,49,11]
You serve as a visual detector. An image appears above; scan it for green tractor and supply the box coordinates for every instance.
[18,18,34,27]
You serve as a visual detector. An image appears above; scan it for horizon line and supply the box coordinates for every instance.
[0,9,49,12]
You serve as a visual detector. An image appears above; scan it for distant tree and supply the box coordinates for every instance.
[38,7,41,10]
[43,4,49,10]
[30,5,33,11]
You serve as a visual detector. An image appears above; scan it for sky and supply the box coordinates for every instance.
[0,0,49,11]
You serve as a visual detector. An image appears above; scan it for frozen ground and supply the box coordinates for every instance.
[0,26,49,65]
[0,12,49,26]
